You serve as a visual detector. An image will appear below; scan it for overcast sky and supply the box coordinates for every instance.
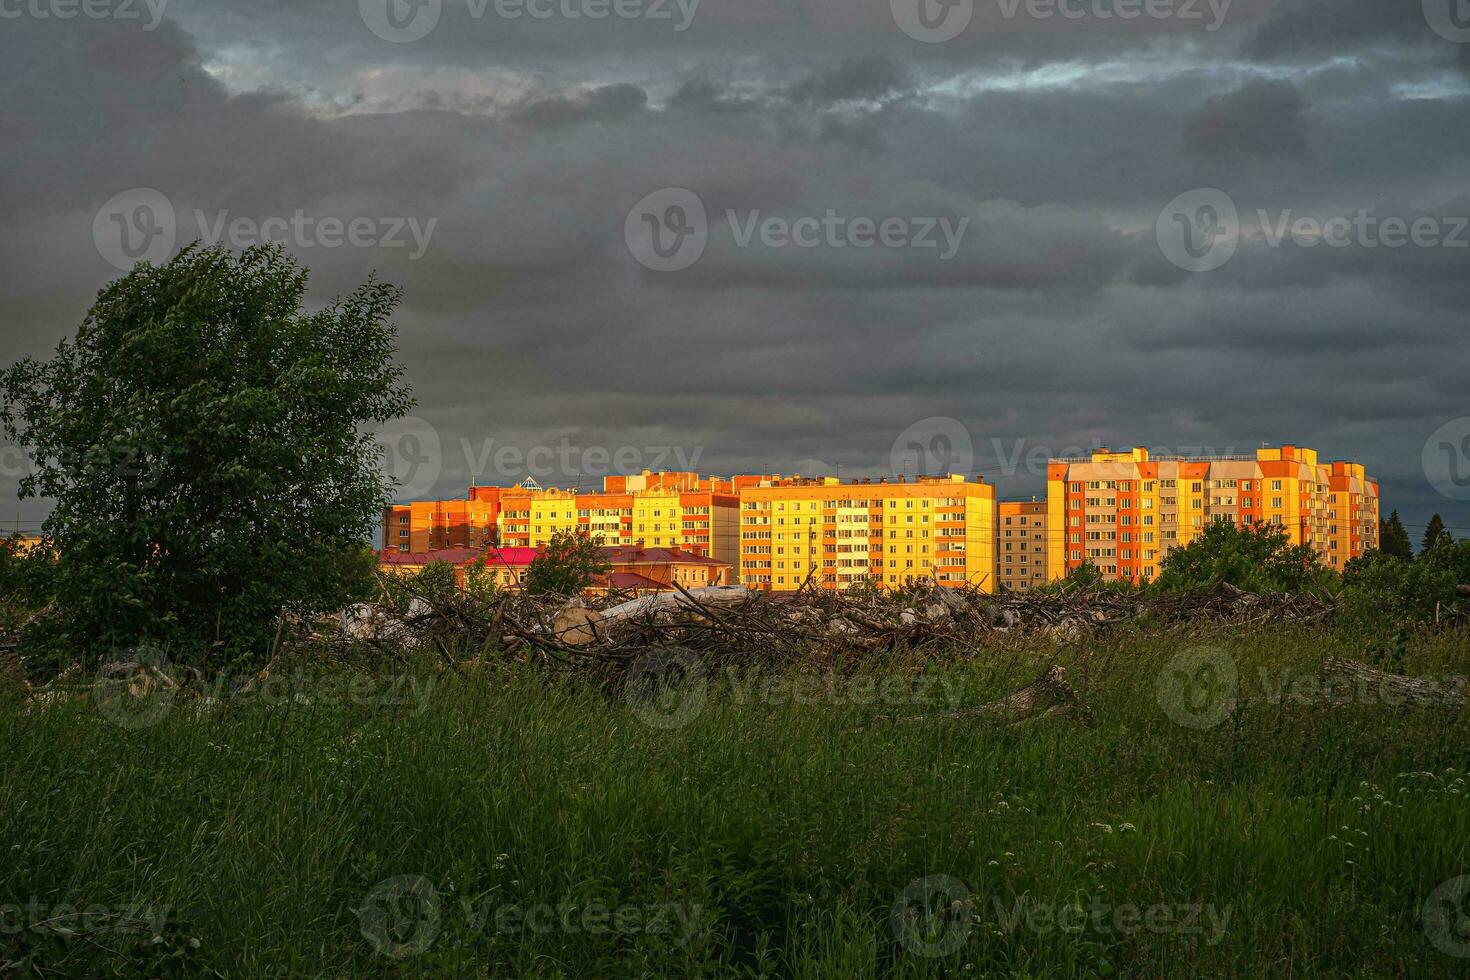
[2,0,1468,537]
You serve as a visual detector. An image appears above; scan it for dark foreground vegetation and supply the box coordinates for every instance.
[3,626,1470,977]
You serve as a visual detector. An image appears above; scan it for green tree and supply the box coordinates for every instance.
[1421,513,1450,556]
[1153,519,1331,593]
[0,245,413,666]
[1378,510,1413,561]
[523,530,610,598]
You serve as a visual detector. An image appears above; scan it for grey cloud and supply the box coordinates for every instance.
[1184,79,1312,160]
[2,1,1468,536]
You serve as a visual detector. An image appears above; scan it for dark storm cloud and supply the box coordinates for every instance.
[1184,79,1312,160]
[2,0,1469,537]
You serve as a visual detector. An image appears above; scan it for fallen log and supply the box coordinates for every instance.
[899,665,1086,727]
[1321,656,1465,708]
[596,586,757,628]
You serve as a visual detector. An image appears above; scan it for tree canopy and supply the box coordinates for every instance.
[0,244,413,665]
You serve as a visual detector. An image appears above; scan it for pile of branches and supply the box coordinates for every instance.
[335,574,1345,674]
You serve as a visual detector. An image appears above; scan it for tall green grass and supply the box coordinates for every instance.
[3,626,1469,977]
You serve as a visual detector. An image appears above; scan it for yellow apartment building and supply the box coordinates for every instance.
[739,474,995,592]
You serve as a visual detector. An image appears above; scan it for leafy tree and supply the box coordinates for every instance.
[414,559,460,600]
[1340,546,1461,633]
[1153,519,1331,593]
[523,530,610,598]
[1378,510,1413,561]
[0,244,413,666]
[463,561,501,605]
[1064,560,1104,589]
[1421,513,1451,556]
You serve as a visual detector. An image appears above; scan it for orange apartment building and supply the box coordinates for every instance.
[1046,446,1379,584]
[739,474,996,592]
[998,499,1049,591]
[381,484,520,553]
[387,472,773,573]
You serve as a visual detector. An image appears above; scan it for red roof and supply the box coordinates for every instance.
[377,548,481,567]
[598,570,670,591]
[480,547,542,568]
[601,546,728,567]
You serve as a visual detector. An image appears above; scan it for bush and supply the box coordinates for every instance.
[1153,520,1334,594]
[523,530,609,598]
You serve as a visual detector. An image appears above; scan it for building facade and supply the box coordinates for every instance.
[738,474,996,592]
[1045,446,1379,584]
[997,499,1049,591]
[390,472,767,572]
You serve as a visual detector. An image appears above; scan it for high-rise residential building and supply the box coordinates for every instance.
[389,472,770,572]
[381,492,505,553]
[738,474,996,592]
[1045,446,1379,584]
[997,499,1049,591]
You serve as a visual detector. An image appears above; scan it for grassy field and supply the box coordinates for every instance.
[3,625,1469,977]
